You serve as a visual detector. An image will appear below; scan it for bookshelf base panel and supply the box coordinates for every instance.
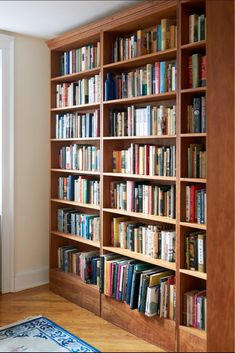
[101,295,175,351]
[50,269,100,316]
[179,326,207,352]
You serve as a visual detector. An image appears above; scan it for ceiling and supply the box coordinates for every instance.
[0,0,140,40]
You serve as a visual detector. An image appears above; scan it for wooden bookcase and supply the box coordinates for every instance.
[47,1,235,352]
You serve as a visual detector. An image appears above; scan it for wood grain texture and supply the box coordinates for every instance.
[179,326,206,352]
[207,1,234,352]
[101,294,175,351]
[50,269,100,316]
[0,286,163,352]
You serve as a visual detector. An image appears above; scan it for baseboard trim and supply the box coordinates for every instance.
[14,267,49,292]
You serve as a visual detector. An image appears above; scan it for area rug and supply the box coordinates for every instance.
[0,316,99,352]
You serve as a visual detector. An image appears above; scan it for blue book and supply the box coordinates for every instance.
[157,24,162,51]
[125,263,135,304]
[160,61,166,93]
[65,51,70,75]
[67,175,75,201]
[201,189,205,224]
[146,105,151,135]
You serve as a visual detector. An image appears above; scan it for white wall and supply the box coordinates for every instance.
[0,31,50,291]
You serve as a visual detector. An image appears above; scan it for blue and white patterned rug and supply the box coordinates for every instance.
[0,316,99,352]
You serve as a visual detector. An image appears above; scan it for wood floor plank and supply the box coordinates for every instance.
[0,285,164,352]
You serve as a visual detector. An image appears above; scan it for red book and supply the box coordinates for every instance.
[200,55,206,87]
[190,185,203,222]
[188,56,193,88]
[155,62,160,94]
[148,185,153,215]
[135,144,139,174]
[144,144,150,175]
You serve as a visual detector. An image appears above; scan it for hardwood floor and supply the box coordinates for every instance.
[0,285,163,352]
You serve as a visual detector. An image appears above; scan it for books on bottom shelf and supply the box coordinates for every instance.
[111,217,176,263]
[58,246,100,286]
[100,253,176,320]
[183,290,207,331]
[57,208,100,241]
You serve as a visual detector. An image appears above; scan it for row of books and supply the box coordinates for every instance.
[57,208,100,241]
[100,254,176,319]
[186,185,206,224]
[59,42,100,76]
[56,75,101,107]
[59,145,100,172]
[188,54,206,88]
[112,144,176,177]
[58,246,100,285]
[110,182,175,218]
[187,144,206,179]
[112,19,177,62]
[187,96,206,133]
[183,290,207,331]
[105,61,176,101]
[55,111,100,139]
[112,218,176,262]
[189,13,206,43]
[109,105,176,137]
[185,231,206,273]
[58,176,100,205]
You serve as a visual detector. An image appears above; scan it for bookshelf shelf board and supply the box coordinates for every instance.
[180,133,207,138]
[180,177,207,183]
[51,230,100,248]
[51,103,100,113]
[51,198,100,210]
[181,87,207,94]
[103,172,176,182]
[180,269,207,280]
[50,268,100,316]
[103,49,177,71]
[181,40,206,51]
[103,135,176,141]
[51,169,100,176]
[51,67,100,83]
[103,208,176,224]
[103,246,176,270]
[50,137,100,142]
[180,222,207,230]
[179,325,207,340]
[103,92,176,106]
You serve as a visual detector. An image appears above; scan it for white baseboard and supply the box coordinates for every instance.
[14,267,49,292]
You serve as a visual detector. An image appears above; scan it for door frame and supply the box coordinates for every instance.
[0,34,14,293]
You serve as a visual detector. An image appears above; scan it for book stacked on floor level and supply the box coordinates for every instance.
[58,246,100,286]
[109,104,176,137]
[112,18,177,62]
[100,254,176,320]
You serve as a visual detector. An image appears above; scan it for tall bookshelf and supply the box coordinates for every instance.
[47,1,235,352]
